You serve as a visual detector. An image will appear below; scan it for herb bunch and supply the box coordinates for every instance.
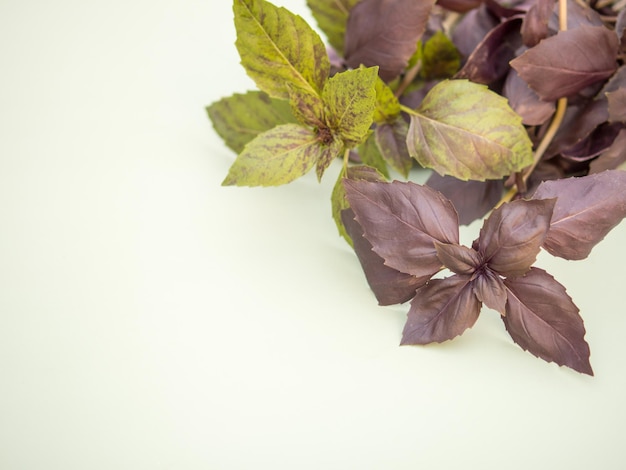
[208,0,626,375]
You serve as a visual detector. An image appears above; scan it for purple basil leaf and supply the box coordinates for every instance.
[504,267,593,375]
[398,80,438,110]
[607,88,626,123]
[436,0,482,14]
[502,67,555,126]
[452,5,500,60]
[434,242,481,275]
[589,128,626,174]
[343,179,459,278]
[532,170,626,260]
[484,0,531,18]
[332,164,386,244]
[599,65,626,95]
[344,0,436,82]
[401,275,481,344]
[425,173,504,225]
[520,0,556,47]
[546,99,609,160]
[561,122,624,162]
[547,0,603,32]
[455,17,523,85]
[524,161,566,197]
[510,25,619,101]
[617,8,626,51]
[342,208,428,305]
[473,267,507,315]
[478,198,555,278]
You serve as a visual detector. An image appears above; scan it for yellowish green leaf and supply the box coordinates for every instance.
[373,76,401,124]
[234,0,330,100]
[223,124,322,186]
[287,84,326,128]
[306,0,360,53]
[315,134,344,180]
[207,91,297,154]
[407,79,533,181]
[358,132,390,178]
[420,31,461,80]
[322,66,379,148]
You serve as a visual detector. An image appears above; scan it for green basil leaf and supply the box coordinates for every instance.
[322,66,379,148]
[407,79,533,181]
[306,0,360,53]
[207,91,297,154]
[223,124,322,186]
[234,0,330,100]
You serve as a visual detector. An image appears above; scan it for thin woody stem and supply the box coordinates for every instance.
[395,60,422,98]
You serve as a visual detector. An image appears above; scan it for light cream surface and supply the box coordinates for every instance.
[1,1,625,469]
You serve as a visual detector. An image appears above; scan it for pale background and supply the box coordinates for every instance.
[1,1,625,469]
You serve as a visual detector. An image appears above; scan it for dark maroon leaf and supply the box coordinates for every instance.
[344,0,436,82]
[532,170,626,260]
[478,198,555,278]
[399,80,438,110]
[436,0,483,13]
[473,267,507,314]
[343,180,459,277]
[510,25,619,101]
[425,173,504,225]
[484,0,530,18]
[525,160,566,197]
[607,88,626,123]
[589,129,626,174]
[547,0,604,32]
[520,0,556,47]
[546,99,609,159]
[455,17,523,85]
[401,275,481,344]
[502,68,555,126]
[434,242,481,275]
[503,268,593,375]
[452,5,499,60]
[333,163,387,244]
[600,65,626,95]
[375,119,412,177]
[561,122,624,162]
[617,8,626,51]
[342,209,428,305]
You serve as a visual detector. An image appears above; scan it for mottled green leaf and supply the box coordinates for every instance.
[373,76,401,124]
[234,0,330,100]
[287,84,326,128]
[315,134,344,180]
[322,66,378,147]
[222,124,322,186]
[358,132,390,179]
[420,31,461,80]
[306,0,360,53]
[407,79,533,181]
[331,165,386,245]
[207,91,297,154]
[376,119,412,177]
